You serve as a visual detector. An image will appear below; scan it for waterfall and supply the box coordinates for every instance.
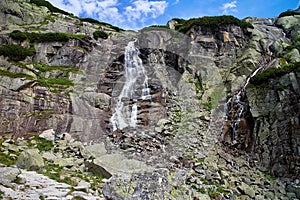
[222,67,262,148]
[110,41,151,131]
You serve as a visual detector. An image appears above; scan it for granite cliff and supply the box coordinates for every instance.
[0,0,300,199]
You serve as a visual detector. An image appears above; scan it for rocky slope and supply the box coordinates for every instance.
[0,0,300,199]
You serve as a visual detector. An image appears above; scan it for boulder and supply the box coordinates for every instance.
[39,129,55,141]
[81,143,107,159]
[0,167,21,187]
[16,149,45,170]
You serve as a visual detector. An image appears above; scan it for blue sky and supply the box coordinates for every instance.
[48,0,300,30]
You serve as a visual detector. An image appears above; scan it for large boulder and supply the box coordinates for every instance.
[0,166,21,187]
[16,149,45,170]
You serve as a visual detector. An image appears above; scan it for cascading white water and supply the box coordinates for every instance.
[223,65,263,143]
[110,41,151,131]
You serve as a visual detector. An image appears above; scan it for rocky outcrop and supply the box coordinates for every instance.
[1,0,300,199]
[247,72,300,178]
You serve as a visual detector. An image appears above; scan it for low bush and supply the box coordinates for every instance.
[0,69,34,79]
[250,62,300,85]
[9,30,87,43]
[37,77,74,87]
[278,10,300,18]
[175,15,253,34]
[29,0,71,16]
[0,44,36,61]
[93,30,109,40]
[80,18,124,32]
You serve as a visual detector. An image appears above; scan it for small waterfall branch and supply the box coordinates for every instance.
[110,41,151,131]
[221,66,264,150]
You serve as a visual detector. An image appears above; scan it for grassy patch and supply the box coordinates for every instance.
[203,97,212,111]
[175,15,253,34]
[249,62,300,85]
[0,138,17,166]
[29,0,71,16]
[28,136,54,152]
[207,188,220,198]
[79,18,123,32]
[9,30,87,43]
[171,109,182,123]
[0,44,36,61]
[0,69,34,79]
[278,10,300,18]
[37,77,74,87]
[33,63,80,74]
[0,151,17,166]
[93,30,109,40]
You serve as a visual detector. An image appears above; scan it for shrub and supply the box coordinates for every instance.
[93,30,109,40]
[175,15,253,34]
[9,30,27,41]
[250,62,300,85]
[29,0,71,16]
[80,18,124,32]
[278,10,300,18]
[0,69,34,79]
[0,44,36,61]
[37,77,74,87]
[9,31,87,43]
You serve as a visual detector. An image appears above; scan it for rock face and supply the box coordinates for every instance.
[0,0,300,199]
[247,72,300,178]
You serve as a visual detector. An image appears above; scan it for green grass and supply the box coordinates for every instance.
[79,18,124,32]
[33,63,80,73]
[37,78,74,87]
[93,30,109,40]
[249,62,300,85]
[0,69,34,79]
[29,0,71,16]
[0,139,17,166]
[0,44,36,61]
[28,136,54,152]
[9,31,88,43]
[175,15,253,34]
[278,10,300,18]
[0,151,17,166]
[171,109,182,123]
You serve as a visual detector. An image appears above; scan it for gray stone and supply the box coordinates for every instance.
[92,153,148,176]
[81,143,107,159]
[0,167,21,187]
[39,129,55,141]
[16,149,45,170]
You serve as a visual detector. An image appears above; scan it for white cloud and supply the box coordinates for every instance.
[125,0,168,23]
[221,0,237,14]
[174,0,180,4]
[48,0,168,29]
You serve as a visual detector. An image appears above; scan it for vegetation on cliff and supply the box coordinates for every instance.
[173,15,253,34]
[0,44,36,61]
[80,18,124,32]
[278,10,300,18]
[9,30,87,43]
[249,62,300,85]
[93,30,109,40]
[29,0,71,16]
